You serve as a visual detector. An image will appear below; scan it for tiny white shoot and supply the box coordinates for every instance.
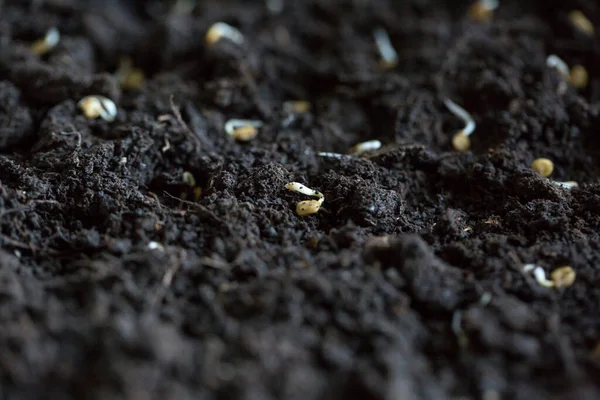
[444,98,475,136]
[205,22,244,46]
[552,181,578,190]
[285,182,323,199]
[373,27,398,68]
[546,55,570,79]
[318,152,347,159]
[349,139,382,155]
[533,266,555,288]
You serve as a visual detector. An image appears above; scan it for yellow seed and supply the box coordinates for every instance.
[30,39,50,55]
[569,10,595,36]
[296,200,322,216]
[284,101,311,114]
[551,266,576,288]
[531,158,554,177]
[122,69,145,90]
[570,65,589,88]
[452,131,470,152]
[205,25,222,46]
[468,2,494,22]
[193,187,202,201]
[79,97,102,119]
[232,125,258,141]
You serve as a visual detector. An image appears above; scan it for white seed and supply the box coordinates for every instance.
[78,95,118,122]
[348,140,382,155]
[205,22,244,46]
[373,27,398,68]
[444,98,475,136]
[224,119,263,136]
[552,181,579,190]
[546,55,570,79]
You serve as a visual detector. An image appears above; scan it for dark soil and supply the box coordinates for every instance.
[2,0,600,399]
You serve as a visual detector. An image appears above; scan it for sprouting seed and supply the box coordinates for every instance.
[373,27,398,69]
[531,158,554,177]
[285,181,324,216]
[551,266,575,288]
[283,100,311,114]
[115,57,145,90]
[182,171,196,186]
[569,10,595,36]
[444,98,475,152]
[224,119,263,142]
[552,181,578,190]
[546,55,570,80]
[78,95,117,122]
[468,0,499,22]
[570,65,589,88]
[348,140,382,155]
[205,22,244,46]
[30,27,60,55]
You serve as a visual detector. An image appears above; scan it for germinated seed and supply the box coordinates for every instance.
[78,95,118,122]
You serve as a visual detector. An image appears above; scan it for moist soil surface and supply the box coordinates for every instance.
[2,0,600,399]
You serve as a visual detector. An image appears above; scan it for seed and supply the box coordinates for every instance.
[296,199,322,216]
[373,27,398,69]
[569,10,595,36]
[232,126,258,141]
[468,0,499,22]
[30,27,60,55]
[78,95,118,122]
[452,131,471,152]
[531,158,554,177]
[116,57,145,90]
[205,22,244,46]
[224,119,263,141]
[283,100,311,114]
[570,65,589,88]
[551,266,576,288]
[285,181,325,216]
